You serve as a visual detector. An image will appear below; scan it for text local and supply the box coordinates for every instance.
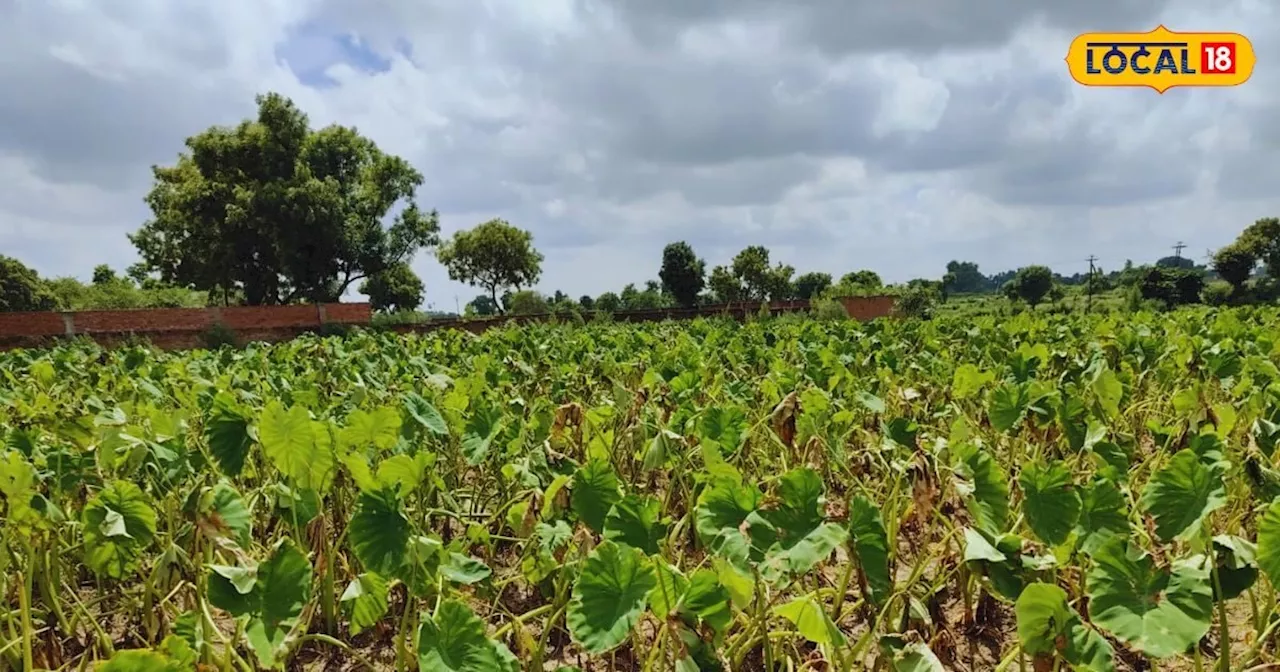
[1085,42,1197,75]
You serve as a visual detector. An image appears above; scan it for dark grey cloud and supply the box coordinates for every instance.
[588,0,1172,55]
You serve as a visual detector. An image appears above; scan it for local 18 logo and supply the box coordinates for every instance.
[1066,25,1255,93]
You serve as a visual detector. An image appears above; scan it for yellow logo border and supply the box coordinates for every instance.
[1065,25,1255,93]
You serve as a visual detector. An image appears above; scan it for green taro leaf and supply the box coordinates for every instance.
[1213,535,1258,601]
[208,539,313,669]
[893,642,946,672]
[604,494,667,555]
[1086,540,1213,659]
[1140,449,1226,542]
[682,569,733,635]
[348,489,411,576]
[1018,461,1081,547]
[571,458,622,534]
[97,649,189,672]
[1255,498,1280,589]
[341,572,389,636]
[989,383,1030,432]
[205,403,252,477]
[418,599,519,672]
[952,363,994,400]
[567,541,657,653]
[340,406,402,451]
[1075,478,1129,556]
[954,444,1009,535]
[461,404,503,464]
[848,495,892,605]
[758,522,847,582]
[1092,368,1123,418]
[442,553,491,585]
[648,562,690,618]
[258,401,335,492]
[201,481,253,548]
[404,391,451,437]
[1015,582,1115,672]
[774,594,846,646]
[83,481,157,580]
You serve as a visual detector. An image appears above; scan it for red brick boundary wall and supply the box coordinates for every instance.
[0,303,371,350]
[0,295,895,350]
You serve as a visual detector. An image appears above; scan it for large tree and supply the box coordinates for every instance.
[658,242,705,308]
[0,256,55,312]
[131,92,439,305]
[359,262,424,312]
[436,219,543,312]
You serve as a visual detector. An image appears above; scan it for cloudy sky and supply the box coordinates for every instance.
[2,0,1277,309]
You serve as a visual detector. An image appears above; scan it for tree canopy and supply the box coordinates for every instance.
[436,219,543,312]
[130,92,440,305]
[658,242,705,308]
[794,272,832,300]
[0,256,55,312]
[1007,265,1054,307]
[359,262,424,313]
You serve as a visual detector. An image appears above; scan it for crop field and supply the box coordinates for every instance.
[4,309,1280,671]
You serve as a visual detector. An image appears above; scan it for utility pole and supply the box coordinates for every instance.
[1173,241,1187,258]
[1086,255,1098,313]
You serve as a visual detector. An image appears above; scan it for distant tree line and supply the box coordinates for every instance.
[4,91,1280,320]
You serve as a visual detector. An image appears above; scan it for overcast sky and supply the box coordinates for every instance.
[2,0,1278,310]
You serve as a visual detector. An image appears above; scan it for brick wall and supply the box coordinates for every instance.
[0,303,371,350]
[0,296,895,351]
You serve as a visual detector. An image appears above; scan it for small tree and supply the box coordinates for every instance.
[92,264,117,285]
[708,265,744,303]
[944,261,986,293]
[595,292,622,313]
[467,295,499,316]
[436,219,543,313]
[506,290,549,314]
[1239,217,1280,279]
[1139,267,1205,309]
[794,272,832,300]
[578,295,595,311]
[0,256,55,312]
[359,262,424,312]
[658,242,706,308]
[1009,266,1054,307]
[1213,242,1257,293]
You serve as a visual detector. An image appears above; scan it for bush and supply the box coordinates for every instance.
[893,285,939,319]
[1203,281,1234,306]
[809,297,849,321]
[202,322,240,349]
[506,290,549,314]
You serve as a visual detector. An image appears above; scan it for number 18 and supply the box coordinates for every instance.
[1202,43,1236,73]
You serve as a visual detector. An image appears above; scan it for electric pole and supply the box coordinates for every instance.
[1173,241,1187,258]
[1086,255,1098,313]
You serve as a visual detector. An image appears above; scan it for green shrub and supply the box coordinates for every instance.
[201,322,240,349]
[1202,281,1233,306]
[809,297,849,321]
